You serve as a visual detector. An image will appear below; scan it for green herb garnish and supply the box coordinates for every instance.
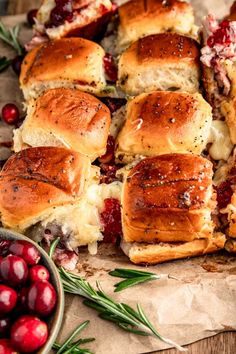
[0,21,24,55]
[49,239,186,351]
[53,320,95,354]
[0,56,12,72]
[109,268,169,292]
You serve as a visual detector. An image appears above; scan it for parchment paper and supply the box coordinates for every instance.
[1,1,236,352]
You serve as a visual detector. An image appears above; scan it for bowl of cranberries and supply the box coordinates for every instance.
[0,228,64,354]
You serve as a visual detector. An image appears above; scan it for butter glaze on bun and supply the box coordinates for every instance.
[20,38,106,100]
[0,147,94,231]
[118,33,200,95]
[115,91,212,163]
[122,154,215,244]
[13,88,111,161]
[117,0,197,51]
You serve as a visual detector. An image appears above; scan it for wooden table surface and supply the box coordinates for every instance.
[2,1,236,353]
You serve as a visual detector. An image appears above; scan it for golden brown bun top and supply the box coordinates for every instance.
[0,147,91,230]
[20,37,104,87]
[119,0,192,23]
[126,91,200,129]
[131,33,200,63]
[21,88,111,160]
[124,154,213,213]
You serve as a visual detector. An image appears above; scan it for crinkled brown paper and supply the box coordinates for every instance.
[0,1,236,352]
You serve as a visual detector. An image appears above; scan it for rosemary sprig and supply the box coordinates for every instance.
[49,239,186,351]
[0,56,12,73]
[53,320,95,354]
[0,21,24,55]
[109,268,170,292]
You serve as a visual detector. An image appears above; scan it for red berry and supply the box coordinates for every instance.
[27,9,38,26]
[100,198,122,243]
[11,315,48,353]
[0,339,17,354]
[0,255,28,287]
[11,55,24,76]
[0,285,17,314]
[99,136,115,164]
[103,53,118,82]
[27,280,57,317]
[0,240,10,257]
[9,240,41,266]
[0,317,11,338]
[29,265,50,282]
[1,104,20,125]
[216,180,233,209]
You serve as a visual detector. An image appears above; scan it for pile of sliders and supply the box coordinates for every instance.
[2,0,236,268]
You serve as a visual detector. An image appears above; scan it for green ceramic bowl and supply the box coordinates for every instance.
[0,228,65,354]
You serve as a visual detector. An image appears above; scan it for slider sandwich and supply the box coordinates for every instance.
[115,91,212,164]
[117,0,198,52]
[34,0,114,40]
[13,88,111,161]
[118,33,200,96]
[20,38,110,100]
[0,147,122,255]
[121,154,226,264]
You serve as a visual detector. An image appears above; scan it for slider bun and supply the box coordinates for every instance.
[118,33,200,96]
[0,147,94,231]
[121,233,226,264]
[116,91,212,163]
[13,88,111,161]
[117,0,197,51]
[20,38,106,100]
[36,0,113,40]
[221,97,236,144]
[122,154,215,243]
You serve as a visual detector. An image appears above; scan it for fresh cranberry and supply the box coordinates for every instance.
[99,136,115,164]
[11,55,24,76]
[29,265,50,282]
[9,240,41,266]
[216,180,233,209]
[27,9,38,26]
[18,287,29,310]
[0,240,10,257]
[0,317,11,338]
[1,104,20,125]
[46,0,73,28]
[100,198,122,243]
[27,280,57,317]
[11,315,48,353]
[0,255,28,287]
[101,97,126,113]
[103,53,118,82]
[0,285,17,314]
[0,339,17,354]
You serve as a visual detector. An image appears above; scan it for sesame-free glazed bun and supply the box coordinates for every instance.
[121,233,226,264]
[13,88,111,161]
[115,91,212,163]
[0,147,93,231]
[118,33,200,95]
[35,0,113,40]
[20,38,106,100]
[122,154,215,244]
[117,0,197,51]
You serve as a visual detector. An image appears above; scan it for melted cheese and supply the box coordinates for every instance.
[207,120,233,161]
[41,181,122,253]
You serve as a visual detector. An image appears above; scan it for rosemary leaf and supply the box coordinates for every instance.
[109,268,157,278]
[0,21,24,55]
[57,321,90,354]
[0,56,12,72]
